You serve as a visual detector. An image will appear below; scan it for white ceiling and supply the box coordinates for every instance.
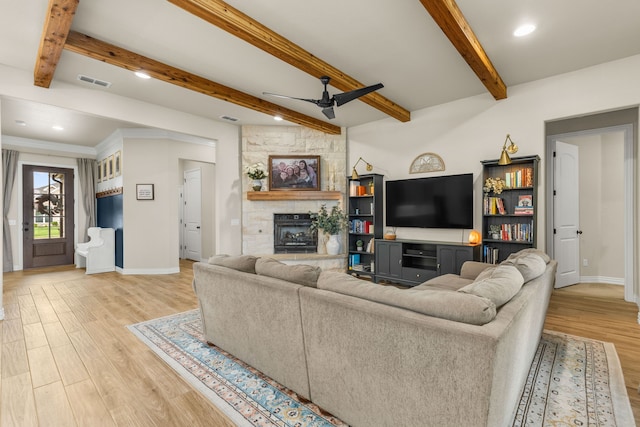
[1,0,640,146]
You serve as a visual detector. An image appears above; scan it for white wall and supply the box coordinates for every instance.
[571,133,625,282]
[122,137,216,273]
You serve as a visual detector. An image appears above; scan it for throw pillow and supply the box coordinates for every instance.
[502,252,547,282]
[318,272,497,325]
[508,248,551,264]
[208,254,258,274]
[458,264,524,307]
[255,257,321,288]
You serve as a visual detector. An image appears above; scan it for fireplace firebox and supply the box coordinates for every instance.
[273,213,317,254]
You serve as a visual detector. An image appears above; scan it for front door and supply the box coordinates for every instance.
[22,165,75,268]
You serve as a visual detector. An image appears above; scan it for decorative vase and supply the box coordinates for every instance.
[317,230,327,254]
[251,179,262,191]
[326,234,340,255]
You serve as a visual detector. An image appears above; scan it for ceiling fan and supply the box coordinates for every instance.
[263,76,384,119]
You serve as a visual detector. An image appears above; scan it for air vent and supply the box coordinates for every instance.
[77,74,112,88]
[219,115,239,122]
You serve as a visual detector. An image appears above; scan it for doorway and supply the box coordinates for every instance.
[22,165,75,268]
[546,119,636,302]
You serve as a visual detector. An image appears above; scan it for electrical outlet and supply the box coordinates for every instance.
[583,258,589,267]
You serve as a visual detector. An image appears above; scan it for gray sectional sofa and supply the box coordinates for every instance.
[192,249,557,427]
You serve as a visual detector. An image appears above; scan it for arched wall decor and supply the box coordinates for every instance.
[409,152,445,173]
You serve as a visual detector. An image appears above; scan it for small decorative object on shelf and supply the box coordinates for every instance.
[356,239,364,251]
[245,162,268,191]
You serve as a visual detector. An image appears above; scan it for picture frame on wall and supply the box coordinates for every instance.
[136,184,154,200]
[102,158,108,181]
[97,161,102,183]
[114,150,122,177]
[268,155,320,191]
[108,155,115,179]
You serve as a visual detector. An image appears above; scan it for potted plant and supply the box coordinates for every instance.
[489,225,501,240]
[309,204,349,255]
[245,162,268,191]
[355,239,364,251]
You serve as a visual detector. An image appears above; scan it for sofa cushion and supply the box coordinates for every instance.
[208,254,258,274]
[502,252,547,282]
[508,248,551,264]
[458,265,524,308]
[318,272,496,325]
[413,274,473,291]
[255,257,321,288]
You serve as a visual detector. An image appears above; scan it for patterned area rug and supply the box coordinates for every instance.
[128,310,634,427]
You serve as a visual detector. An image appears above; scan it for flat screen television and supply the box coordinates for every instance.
[385,173,473,229]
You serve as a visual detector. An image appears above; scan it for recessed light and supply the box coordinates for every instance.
[514,24,536,37]
[135,71,151,79]
[274,115,283,121]
[52,125,64,131]
[15,120,26,126]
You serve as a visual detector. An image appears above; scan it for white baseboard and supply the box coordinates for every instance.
[120,267,180,275]
[579,276,625,286]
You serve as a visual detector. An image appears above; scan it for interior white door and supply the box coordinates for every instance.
[184,169,202,261]
[553,141,581,288]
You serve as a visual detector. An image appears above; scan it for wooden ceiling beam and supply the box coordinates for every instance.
[34,0,79,88]
[419,0,507,100]
[167,0,411,122]
[63,31,341,135]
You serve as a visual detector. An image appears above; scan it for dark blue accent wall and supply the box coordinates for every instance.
[97,194,124,268]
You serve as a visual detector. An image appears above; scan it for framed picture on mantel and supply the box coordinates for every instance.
[268,155,320,191]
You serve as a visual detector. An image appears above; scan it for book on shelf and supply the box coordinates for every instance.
[483,245,500,264]
[514,195,533,215]
[484,196,506,215]
[496,222,534,242]
[504,167,533,188]
[349,180,360,197]
[366,238,375,253]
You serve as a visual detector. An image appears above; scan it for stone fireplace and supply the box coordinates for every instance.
[273,214,316,253]
[241,125,348,270]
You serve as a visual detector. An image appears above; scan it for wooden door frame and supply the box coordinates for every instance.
[16,161,79,270]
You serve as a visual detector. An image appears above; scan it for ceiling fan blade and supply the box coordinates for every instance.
[333,83,384,107]
[262,92,320,105]
[322,107,335,120]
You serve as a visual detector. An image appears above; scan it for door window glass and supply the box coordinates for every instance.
[33,172,65,239]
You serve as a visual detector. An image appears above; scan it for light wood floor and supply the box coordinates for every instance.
[1,261,638,426]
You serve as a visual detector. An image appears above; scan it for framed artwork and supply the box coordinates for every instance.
[107,155,115,179]
[136,184,154,200]
[268,155,320,191]
[102,158,108,181]
[97,161,102,183]
[114,150,122,177]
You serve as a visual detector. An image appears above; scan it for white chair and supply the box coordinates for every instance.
[76,227,115,274]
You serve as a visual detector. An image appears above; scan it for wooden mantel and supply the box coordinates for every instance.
[246,190,342,201]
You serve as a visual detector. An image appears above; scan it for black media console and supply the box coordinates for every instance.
[374,239,481,287]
